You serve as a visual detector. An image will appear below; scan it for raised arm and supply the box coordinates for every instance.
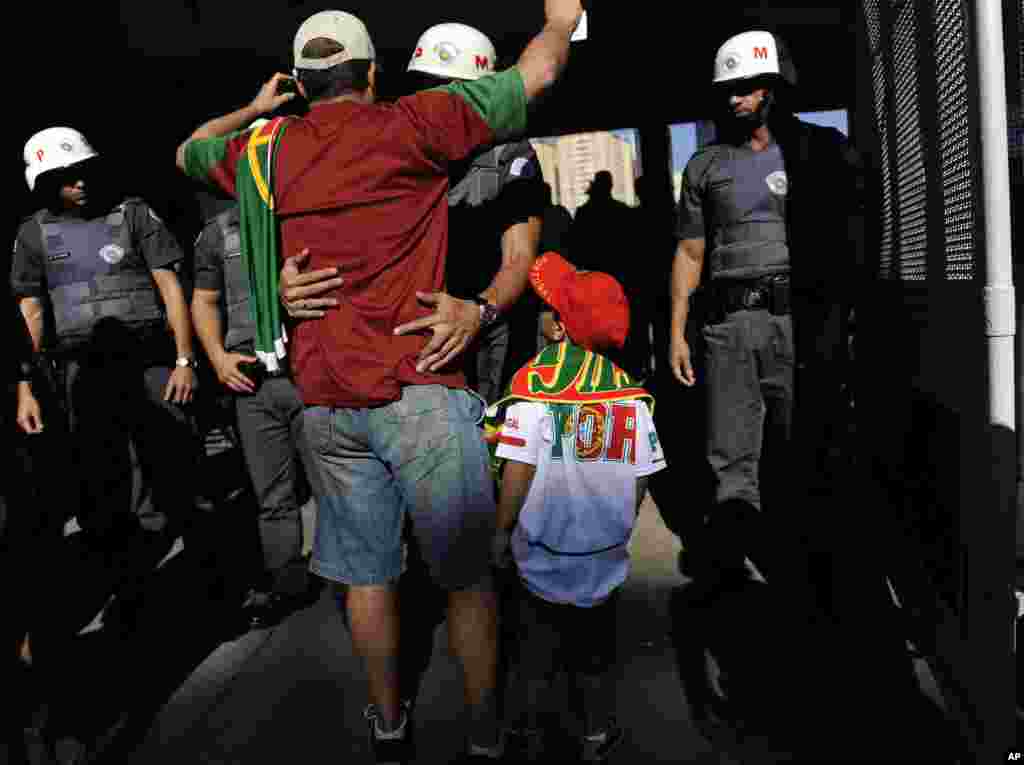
[515,0,584,101]
[175,74,297,174]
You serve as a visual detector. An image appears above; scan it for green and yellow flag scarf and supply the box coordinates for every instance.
[237,118,290,372]
[484,341,655,482]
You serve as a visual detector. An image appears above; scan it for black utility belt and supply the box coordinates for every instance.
[710,276,791,316]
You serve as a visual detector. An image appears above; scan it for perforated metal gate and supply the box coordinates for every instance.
[865,0,978,282]
[857,0,1015,760]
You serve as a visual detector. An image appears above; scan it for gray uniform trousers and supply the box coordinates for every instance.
[702,299,849,610]
[704,308,794,513]
[234,375,312,581]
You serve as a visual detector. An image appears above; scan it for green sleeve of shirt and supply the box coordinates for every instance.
[184,136,228,182]
[439,68,528,143]
[183,131,250,197]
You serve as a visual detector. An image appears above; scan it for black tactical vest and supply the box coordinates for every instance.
[213,209,256,353]
[706,143,790,281]
[37,200,164,347]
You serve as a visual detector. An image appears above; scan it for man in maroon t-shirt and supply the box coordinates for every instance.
[176,4,583,762]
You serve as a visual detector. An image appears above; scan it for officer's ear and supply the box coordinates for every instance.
[368,61,378,100]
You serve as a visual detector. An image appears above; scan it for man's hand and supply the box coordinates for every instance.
[546,0,584,31]
[213,352,259,394]
[393,292,482,374]
[670,329,697,387]
[16,382,43,434]
[250,73,298,116]
[280,248,344,320]
[164,367,196,404]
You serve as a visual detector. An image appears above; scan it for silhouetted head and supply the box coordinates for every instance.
[587,170,614,200]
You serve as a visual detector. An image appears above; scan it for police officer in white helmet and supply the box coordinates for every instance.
[11,126,201,760]
[668,31,863,659]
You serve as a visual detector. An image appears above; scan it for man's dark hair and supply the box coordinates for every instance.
[295,37,372,102]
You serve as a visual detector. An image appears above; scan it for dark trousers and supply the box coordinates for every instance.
[234,375,310,583]
[54,352,199,540]
[466,321,510,406]
[701,301,850,609]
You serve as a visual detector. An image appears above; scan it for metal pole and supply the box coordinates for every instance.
[972,2,1017,760]
[976,0,1016,431]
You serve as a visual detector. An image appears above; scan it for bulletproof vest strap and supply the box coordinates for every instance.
[448,145,503,208]
[215,211,256,353]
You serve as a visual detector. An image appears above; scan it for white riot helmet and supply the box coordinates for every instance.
[407,23,496,82]
[713,31,797,87]
[24,127,99,192]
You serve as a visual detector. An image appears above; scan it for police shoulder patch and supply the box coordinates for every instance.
[99,243,126,265]
[509,157,529,177]
[766,170,789,196]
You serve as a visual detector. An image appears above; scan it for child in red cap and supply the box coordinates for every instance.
[489,253,666,761]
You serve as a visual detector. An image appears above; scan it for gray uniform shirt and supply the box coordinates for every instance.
[677,142,790,281]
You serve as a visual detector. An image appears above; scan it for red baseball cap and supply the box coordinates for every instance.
[529,252,630,351]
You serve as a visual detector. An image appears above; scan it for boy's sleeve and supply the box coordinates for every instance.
[401,68,528,164]
[635,403,667,478]
[495,401,545,466]
[183,131,252,198]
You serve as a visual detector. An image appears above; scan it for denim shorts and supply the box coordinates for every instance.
[305,385,496,589]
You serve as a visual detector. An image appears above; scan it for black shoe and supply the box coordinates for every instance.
[579,720,624,762]
[241,591,289,630]
[364,704,413,764]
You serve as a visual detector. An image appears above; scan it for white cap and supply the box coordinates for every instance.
[23,127,98,192]
[713,31,797,86]
[294,10,375,70]
[407,23,496,82]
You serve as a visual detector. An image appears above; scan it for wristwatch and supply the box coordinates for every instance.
[176,356,199,370]
[472,296,500,329]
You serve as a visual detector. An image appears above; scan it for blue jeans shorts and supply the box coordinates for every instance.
[305,385,496,590]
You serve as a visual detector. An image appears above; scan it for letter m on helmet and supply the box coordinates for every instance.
[475,54,490,70]
[753,46,769,59]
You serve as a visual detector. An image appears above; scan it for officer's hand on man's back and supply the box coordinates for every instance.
[279,248,344,321]
[393,291,482,374]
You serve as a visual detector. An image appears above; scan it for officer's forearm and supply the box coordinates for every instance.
[480,217,542,313]
[190,291,228,364]
[152,269,194,357]
[18,297,45,354]
[671,238,704,334]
